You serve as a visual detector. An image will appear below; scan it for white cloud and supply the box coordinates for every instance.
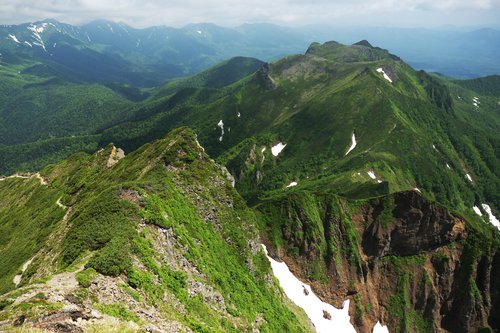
[0,0,498,27]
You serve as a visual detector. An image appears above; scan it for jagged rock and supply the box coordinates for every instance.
[252,63,277,90]
[362,191,466,258]
[322,310,331,320]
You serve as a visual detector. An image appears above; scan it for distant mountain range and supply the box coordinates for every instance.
[1,19,499,87]
[0,19,310,87]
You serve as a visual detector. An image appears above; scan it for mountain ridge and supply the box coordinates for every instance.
[0,37,499,332]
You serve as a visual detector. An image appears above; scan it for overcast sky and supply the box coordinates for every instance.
[0,0,499,28]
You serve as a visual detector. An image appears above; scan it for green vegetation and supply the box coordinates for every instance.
[95,303,140,323]
[76,268,98,288]
[1,40,497,224]
[385,256,433,333]
[84,322,141,333]
[0,128,310,332]
[155,56,264,98]
[0,176,64,294]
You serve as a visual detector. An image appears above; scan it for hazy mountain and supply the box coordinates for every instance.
[1,19,499,89]
[301,26,500,78]
[0,19,308,87]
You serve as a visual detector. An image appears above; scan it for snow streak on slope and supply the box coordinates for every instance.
[482,204,500,230]
[217,120,224,142]
[8,34,20,43]
[262,244,357,333]
[345,133,357,155]
[376,68,392,83]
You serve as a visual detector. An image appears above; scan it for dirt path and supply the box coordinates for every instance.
[35,172,48,185]
[0,172,48,185]
[55,197,72,221]
[12,265,83,306]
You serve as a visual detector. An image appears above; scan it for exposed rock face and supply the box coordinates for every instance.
[362,191,466,258]
[252,63,277,90]
[262,190,499,333]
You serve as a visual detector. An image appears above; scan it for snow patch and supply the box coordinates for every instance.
[376,68,393,83]
[473,97,480,107]
[432,144,438,152]
[13,257,34,287]
[136,39,141,47]
[473,206,482,216]
[413,187,421,193]
[465,173,473,182]
[24,41,32,47]
[373,321,390,333]
[261,245,357,333]
[367,170,376,180]
[27,24,46,51]
[8,34,20,43]
[271,142,286,157]
[345,133,357,155]
[446,163,451,170]
[34,23,48,33]
[237,112,241,118]
[261,147,266,163]
[217,120,224,142]
[286,181,298,188]
[196,30,202,34]
[482,204,500,230]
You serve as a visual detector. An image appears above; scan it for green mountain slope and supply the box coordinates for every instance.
[0,55,136,147]
[2,41,497,218]
[93,41,498,218]
[0,128,311,332]
[154,56,265,98]
[0,56,265,173]
[1,128,498,333]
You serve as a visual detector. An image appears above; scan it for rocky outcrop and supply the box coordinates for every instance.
[252,63,277,90]
[362,191,466,258]
[262,190,499,333]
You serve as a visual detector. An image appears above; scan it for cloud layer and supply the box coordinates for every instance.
[0,0,498,27]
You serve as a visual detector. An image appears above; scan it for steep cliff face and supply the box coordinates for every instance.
[261,190,499,333]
